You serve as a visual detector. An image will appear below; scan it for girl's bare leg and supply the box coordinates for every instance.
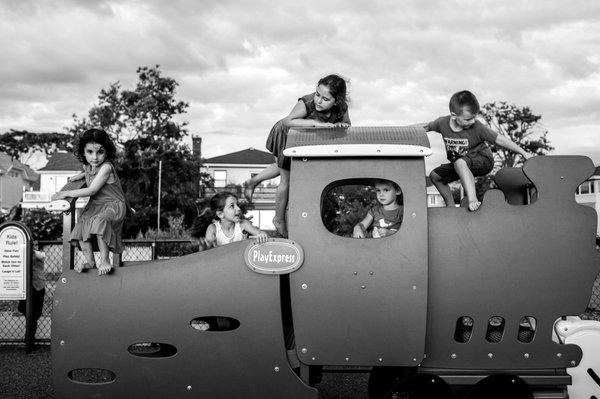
[77,241,95,272]
[273,168,290,238]
[96,237,113,276]
[244,163,280,202]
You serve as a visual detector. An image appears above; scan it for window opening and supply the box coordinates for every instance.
[322,179,403,238]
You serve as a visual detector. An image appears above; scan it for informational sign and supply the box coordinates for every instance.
[0,226,27,300]
[244,239,304,275]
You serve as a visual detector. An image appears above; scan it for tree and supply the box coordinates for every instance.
[67,65,189,143]
[0,130,72,163]
[476,102,554,200]
[66,65,210,237]
[481,102,554,169]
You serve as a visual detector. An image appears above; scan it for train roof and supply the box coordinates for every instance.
[283,126,432,158]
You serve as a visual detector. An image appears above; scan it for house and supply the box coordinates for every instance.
[0,153,39,212]
[576,165,600,235]
[21,151,85,211]
[202,147,278,230]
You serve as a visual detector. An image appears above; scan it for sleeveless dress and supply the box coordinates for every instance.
[214,221,245,246]
[69,162,127,253]
[265,93,350,170]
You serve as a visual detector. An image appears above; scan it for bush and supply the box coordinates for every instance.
[20,208,63,240]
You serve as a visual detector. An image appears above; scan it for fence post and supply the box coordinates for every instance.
[62,201,76,271]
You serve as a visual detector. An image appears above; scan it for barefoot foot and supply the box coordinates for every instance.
[272,217,288,238]
[244,181,256,203]
[97,262,113,276]
[74,262,94,273]
[468,200,481,211]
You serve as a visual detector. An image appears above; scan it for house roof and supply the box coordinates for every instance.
[204,148,275,165]
[0,153,40,182]
[38,151,83,171]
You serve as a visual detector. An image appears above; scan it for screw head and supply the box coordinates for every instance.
[353,271,358,276]
[301,283,308,290]
[61,277,67,284]
[187,385,192,391]
[369,271,374,275]
[301,348,307,354]
[361,285,366,289]
[411,212,416,218]
[571,360,577,366]
[524,353,530,359]
[301,212,308,218]
[557,353,562,358]
[60,340,65,346]
[311,357,316,361]
[302,158,307,162]
[274,366,280,372]
[378,357,383,362]
[345,357,350,361]
[412,285,417,290]
[451,353,457,359]
[488,353,494,358]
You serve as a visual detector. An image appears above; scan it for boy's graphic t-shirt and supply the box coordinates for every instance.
[368,205,403,238]
[427,116,498,163]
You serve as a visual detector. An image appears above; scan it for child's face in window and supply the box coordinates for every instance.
[314,84,336,112]
[84,142,106,168]
[452,107,476,129]
[218,196,241,223]
[375,183,400,206]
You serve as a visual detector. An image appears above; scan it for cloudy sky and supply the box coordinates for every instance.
[1,0,599,170]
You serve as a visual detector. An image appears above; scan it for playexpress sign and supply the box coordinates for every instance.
[244,239,304,275]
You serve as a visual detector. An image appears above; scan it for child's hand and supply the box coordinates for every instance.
[254,231,268,244]
[51,192,66,200]
[353,225,365,238]
[375,227,392,237]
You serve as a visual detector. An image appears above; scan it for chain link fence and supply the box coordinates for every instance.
[1,239,599,344]
[0,239,197,344]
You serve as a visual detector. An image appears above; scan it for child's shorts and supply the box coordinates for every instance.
[433,153,494,184]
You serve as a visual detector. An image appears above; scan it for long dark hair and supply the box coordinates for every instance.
[73,128,117,164]
[317,74,349,122]
[191,192,237,239]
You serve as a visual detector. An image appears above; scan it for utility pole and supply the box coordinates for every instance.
[157,160,162,232]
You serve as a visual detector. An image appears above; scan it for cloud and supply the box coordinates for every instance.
[0,0,599,164]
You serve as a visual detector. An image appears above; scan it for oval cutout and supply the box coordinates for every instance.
[68,368,116,384]
[127,342,177,358]
[454,316,474,343]
[190,316,240,332]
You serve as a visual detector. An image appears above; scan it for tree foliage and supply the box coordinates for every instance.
[66,65,209,237]
[0,130,72,162]
[481,102,554,168]
[67,65,189,143]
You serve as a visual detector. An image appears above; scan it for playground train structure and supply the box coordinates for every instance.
[52,127,600,398]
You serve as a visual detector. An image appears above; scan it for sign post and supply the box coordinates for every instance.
[0,221,34,350]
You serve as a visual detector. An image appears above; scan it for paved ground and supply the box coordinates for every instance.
[0,345,370,399]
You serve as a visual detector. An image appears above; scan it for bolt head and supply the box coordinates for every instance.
[451,353,457,359]
[301,348,307,354]
[301,283,308,290]
[524,353,530,359]
[61,277,67,284]
[488,353,494,358]
[187,385,192,391]
[274,367,280,372]
[557,353,562,358]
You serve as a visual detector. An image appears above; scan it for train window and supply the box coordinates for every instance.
[453,316,474,343]
[322,179,403,238]
[485,316,505,343]
[517,316,536,343]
